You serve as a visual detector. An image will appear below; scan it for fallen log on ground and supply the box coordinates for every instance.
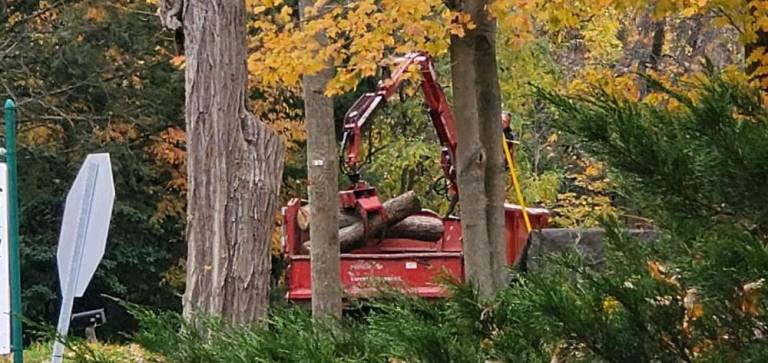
[303,191,441,252]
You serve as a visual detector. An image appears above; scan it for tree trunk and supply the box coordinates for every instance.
[474,5,508,290]
[449,20,495,298]
[447,0,506,298]
[300,0,342,319]
[162,0,285,324]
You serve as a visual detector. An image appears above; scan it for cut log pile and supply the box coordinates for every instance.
[300,191,444,253]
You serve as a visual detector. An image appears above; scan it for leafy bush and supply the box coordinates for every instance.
[69,67,768,363]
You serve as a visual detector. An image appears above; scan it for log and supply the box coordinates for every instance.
[304,191,422,252]
[297,207,358,231]
[385,215,443,241]
[302,215,443,253]
[301,214,443,253]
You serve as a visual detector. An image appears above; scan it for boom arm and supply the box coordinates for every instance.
[340,52,459,198]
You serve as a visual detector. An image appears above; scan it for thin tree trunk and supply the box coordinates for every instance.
[448,0,507,298]
[300,0,342,319]
[161,0,285,324]
[449,11,495,298]
[473,4,508,290]
[649,19,666,70]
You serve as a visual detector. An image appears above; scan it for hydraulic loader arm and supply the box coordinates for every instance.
[340,52,459,198]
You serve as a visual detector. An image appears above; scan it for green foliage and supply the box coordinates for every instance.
[538,70,768,235]
[104,70,768,363]
[2,0,186,338]
[535,71,768,359]
[123,222,766,362]
[340,66,454,213]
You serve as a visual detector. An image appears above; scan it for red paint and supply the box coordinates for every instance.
[282,199,549,302]
[282,52,550,303]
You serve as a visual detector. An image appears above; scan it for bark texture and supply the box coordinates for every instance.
[304,191,423,252]
[297,207,358,230]
[300,0,342,318]
[163,0,285,323]
[474,5,508,290]
[448,0,506,298]
[385,215,444,241]
[301,209,444,243]
[299,215,444,252]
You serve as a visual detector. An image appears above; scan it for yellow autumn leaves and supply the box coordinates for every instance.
[242,0,768,107]
[247,0,462,96]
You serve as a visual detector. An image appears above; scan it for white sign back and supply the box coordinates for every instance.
[52,153,115,363]
[0,164,11,355]
[56,153,115,296]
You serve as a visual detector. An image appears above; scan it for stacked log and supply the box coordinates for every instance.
[301,191,444,252]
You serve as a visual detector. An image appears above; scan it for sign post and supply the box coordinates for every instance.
[4,99,22,363]
[51,153,114,363]
[0,164,10,356]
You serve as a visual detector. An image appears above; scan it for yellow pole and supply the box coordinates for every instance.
[502,137,532,232]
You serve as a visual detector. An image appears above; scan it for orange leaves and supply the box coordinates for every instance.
[84,6,106,22]
[96,122,140,143]
[738,278,764,317]
[151,196,185,224]
[170,55,186,70]
[250,87,304,161]
[445,11,476,38]
[647,260,681,288]
[150,126,186,168]
[20,124,63,149]
[684,288,703,319]
[148,126,187,223]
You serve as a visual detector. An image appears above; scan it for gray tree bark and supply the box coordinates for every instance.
[473,5,508,291]
[448,0,506,298]
[160,0,285,324]
[299,0,342,319]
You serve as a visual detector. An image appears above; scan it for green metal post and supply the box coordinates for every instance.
[4,99,23,363]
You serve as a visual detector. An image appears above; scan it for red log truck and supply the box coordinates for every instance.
[281,52,549,302]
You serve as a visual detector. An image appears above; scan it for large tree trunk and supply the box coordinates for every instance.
[300,0,342,319]
[161,0,285,324]
[448,0,506,298]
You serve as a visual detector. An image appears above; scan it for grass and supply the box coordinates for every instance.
[0,341,162,363]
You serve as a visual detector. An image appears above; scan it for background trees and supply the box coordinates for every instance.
[133,70,768,363]
[1,0,185,337]
[4,0,768,344]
